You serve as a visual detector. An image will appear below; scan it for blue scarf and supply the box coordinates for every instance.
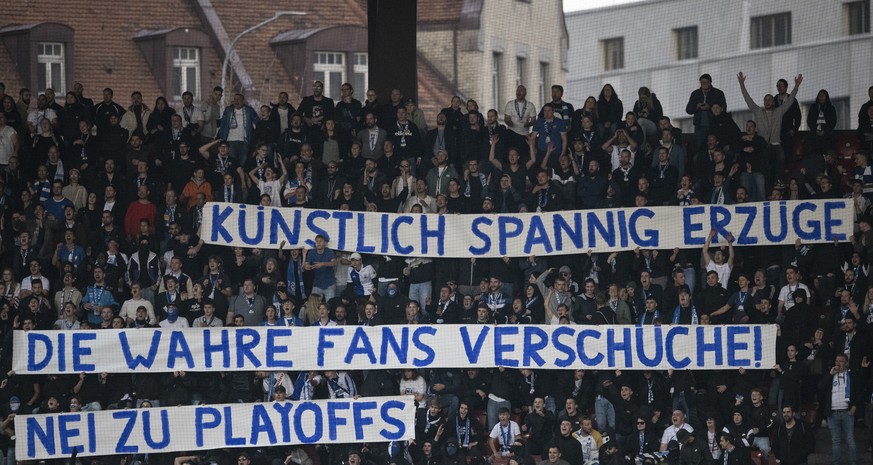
[286,257,306,300]
[672,305,698,324]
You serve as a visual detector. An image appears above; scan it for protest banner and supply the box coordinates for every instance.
[16,325,776,374]
[200,200,852,258]
[16,396,415,460]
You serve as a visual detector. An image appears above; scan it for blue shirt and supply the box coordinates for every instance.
[533,118,567,156]
[59,244,86,273]
[307,248,336,289]
[44,197,73,220]
[81,284,119,324]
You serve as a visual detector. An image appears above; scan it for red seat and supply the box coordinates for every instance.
[474,409,488,429]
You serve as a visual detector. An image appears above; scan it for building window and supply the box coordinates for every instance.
[313,51,345,99]
[846,1,870,35]
[539,62,549,105]
[601,37,624,71]
[37,42,65,93]
[492,52,502,108]
[353,53,368,97]
[751,12,792,49]
[516,57,526,88]
[173,47,200,100]
[674,26,698,60]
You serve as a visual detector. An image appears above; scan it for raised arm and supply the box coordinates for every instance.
[702,228,715,267]
[525,135,537,170]
[199,139,219,159]
[781,74,804,110]
[737,72,760,111]
[601,133,616,152]
[726,231,735,269]
[489,134,504,171]
[247,165,260,184]
[277,158,289,185]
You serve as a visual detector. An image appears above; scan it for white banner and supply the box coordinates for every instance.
[15,325,777,374]
[200,200,852,258]
[16,397,415,460]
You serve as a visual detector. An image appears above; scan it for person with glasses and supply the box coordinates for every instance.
[237,453,252,465]
[625,416,658,459]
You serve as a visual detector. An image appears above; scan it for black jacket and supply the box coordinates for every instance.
[720,446,751,465]
[685,87,727,128]
[773,421,814,465]
[679,439,707,465]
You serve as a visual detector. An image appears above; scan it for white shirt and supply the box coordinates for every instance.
[159,317,190,329]
[610,145,636,170]
[194,314,223,328]
[778,282,810,310]
[258,179,283,206]
[227,108,246,142]
[831,371,850,411]
[347,265,377,296]
[0,126,16,164]
[278,107,290,133]
[54,318,80,331]
[660,423,694,447]
[180,105,205,129]
[489,421,521,454]
[503,99,537,137]
[119,298,156,324]
[27,108,58,133]
[706,261,732,290]
[20,275,50,293]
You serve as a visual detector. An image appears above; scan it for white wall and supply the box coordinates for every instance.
[565,0,873,127]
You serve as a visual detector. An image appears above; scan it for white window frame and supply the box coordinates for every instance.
[173,47,201,100]
[492,52,502,109]
[516,57,526,88]
[37,42,66,94]
[601,37,624,71]
[313,51,346,99]
[353,53,368,96]
[538,62,549,105]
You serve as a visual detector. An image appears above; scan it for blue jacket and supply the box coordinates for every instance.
[218,105,258,143]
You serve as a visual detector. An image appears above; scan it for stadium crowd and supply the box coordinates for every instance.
[1,72,873,465]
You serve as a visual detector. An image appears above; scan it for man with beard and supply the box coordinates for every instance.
[426,111,459,168]
[26,94,58,136]
[356,111,387,160]
[120,91,150,140]
[577,160,607,209]
[268,91,296,140]
[425,150,458,198]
